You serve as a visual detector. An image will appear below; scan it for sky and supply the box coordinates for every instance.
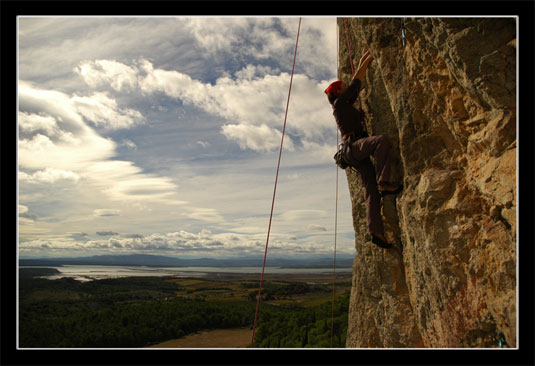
[17,16,358,260]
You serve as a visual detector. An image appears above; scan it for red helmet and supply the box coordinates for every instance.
[324,80,343,94]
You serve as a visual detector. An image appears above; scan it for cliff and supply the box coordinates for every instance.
[337,18,516,348]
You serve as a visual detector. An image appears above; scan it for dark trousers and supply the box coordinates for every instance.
[349,135,392,235]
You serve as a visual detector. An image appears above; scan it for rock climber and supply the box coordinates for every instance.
[325,49,403,249]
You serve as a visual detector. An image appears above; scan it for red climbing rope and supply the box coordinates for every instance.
[330,21,341,348]
[250,17,302,348]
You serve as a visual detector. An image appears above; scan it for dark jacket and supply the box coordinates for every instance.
[331,78,367,139]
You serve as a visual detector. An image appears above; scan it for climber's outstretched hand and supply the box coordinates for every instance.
[354,50,374,82]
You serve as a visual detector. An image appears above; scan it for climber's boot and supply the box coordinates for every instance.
[378,182,403,197]
[371,234,393,249]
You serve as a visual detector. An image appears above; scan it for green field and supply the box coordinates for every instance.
[18,268,351,348]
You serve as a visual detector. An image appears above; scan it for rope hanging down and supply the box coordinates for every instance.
[250,17,302,348]
[330,20,341,348]
[330,127,339,347]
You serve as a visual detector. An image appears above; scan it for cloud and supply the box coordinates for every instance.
[18,82,117,171]
[18,226,356,258]
[19,204,37,221]
[18,112,60,136]
[280,209,328,221]
[96,231,120,236]
[19,205,29,214]
[122,233,144,239]
[78,59,334,152]
[94,209,121,217]
[18,82,182,205]
[183,17,336,80]
[120,139,138,150]
[221,123,295,152]
[184,209,224,223]
[19,168,81,184]
[75,59,139,91]
[182,17,301,66]
[183,17,251,54]
[69,232,90,241]
[17,17,353,260]
[71,92,144,130]
[308,224,328,232]
[234,64,280,80]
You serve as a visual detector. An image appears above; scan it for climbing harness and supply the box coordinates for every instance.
[250,17,301,348]
[333,141,360,172]
[334,144,349,169]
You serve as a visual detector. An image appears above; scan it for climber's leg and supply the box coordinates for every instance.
[372,135,392,185]
[354,157,384,236]
[350,135,392,184]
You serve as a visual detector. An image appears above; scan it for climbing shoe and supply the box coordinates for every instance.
[378,183,403,197]
[372,235,393,249]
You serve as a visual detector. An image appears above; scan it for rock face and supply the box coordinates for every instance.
[338,18,516,348]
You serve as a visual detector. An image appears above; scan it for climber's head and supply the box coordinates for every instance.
[325,80,347,104]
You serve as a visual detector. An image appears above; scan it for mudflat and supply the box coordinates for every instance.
[147,328,253,348]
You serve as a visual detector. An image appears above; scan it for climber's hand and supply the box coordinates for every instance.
[354,50,374,82]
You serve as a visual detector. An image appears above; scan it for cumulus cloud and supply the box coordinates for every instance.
[18,112,60,136]
[18,225,355,257]
[71,92,144,130]
[18,82,117,171]
[75,59,139,91]
[183,17,251,54]
[234,64,280,80]
[182,17,299,65]
[182,17,336,80]
[18,82,182,205]
[17,17,353,260]
[19,168,81,184]
[221,123,295,152]
[77,59,334,152]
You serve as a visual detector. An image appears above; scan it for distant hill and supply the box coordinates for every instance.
[19,254,354,268]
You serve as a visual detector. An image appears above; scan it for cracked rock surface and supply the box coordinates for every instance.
[338,17,516,348]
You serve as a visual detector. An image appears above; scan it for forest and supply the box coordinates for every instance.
[18,268,350,348]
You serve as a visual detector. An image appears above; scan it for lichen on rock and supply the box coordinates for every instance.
[338,17,516,348]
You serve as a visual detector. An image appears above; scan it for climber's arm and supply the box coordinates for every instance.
[337,51,373,105]
[353,50,374,82]
[338,78,361,105]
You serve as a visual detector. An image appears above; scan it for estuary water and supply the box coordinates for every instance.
[21,265,351,282]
